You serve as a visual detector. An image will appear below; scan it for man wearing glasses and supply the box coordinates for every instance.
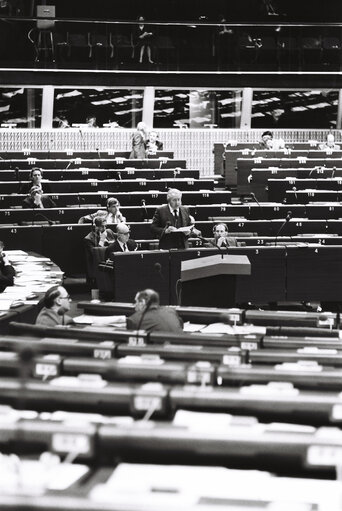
[35,285,73,326]
[105,222,137,258]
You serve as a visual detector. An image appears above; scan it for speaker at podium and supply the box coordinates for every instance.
[180,254,251,307]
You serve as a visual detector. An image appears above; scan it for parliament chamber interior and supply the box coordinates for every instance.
[2,0,342,509]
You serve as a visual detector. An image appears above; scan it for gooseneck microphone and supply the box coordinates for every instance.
[34,212,54,225]
[141,199,148,220]
[250,192,261,207]
[292,187,298,202]
[274,210,292,245]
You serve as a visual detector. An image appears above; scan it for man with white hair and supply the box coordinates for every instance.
[319,133,340,151]
[151,188,201,249]
[105,222,138,257]
[129,121,148,159]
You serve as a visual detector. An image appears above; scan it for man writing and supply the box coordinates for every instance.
[151,188,201,249]
[127,288,183,333]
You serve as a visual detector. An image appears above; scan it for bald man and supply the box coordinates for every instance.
[105,222,138,258]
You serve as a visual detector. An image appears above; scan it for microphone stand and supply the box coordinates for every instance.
[274,211,292,245]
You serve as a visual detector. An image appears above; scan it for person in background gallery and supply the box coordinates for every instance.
[22,186,56,209]
[20,168,51,194]
[0,241,15,293]
[146,130,163,156]
[35,285,73,326]
[132,16,155,64]
[78,197,126,224]
[319,133,340,151]
[129,121,148,159]
[127,288,183,333]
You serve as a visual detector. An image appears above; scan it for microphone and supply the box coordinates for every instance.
[274,211,292,245]
[332,166,336,179]
[15,167,21,193]
[117,171,122,181]
[154,262,165,281]
[193,233,225,258]
[292,187,298,202]
[141,199,148,220]
[33,212,54,225]
[250,192,261,207]
[65,159,73,170]
[96,147,101,168]
[77,193,85,208]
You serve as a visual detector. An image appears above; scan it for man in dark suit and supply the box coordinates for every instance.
[127,288,183,333]
[105,222,138,258]
[151,188,201,249]
[205,223,238,248]
[84,216,116,286]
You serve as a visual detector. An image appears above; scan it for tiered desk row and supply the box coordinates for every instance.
[2,301,342,508]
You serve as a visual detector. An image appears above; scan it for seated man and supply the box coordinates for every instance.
[0,241,15,293]
[127,288,183,333]
[20,167,51,195]
[22,186,56,209]
[105,222,137,258]
[259,130,274,149]
[151,188,201,249]
[35,285,73,326]
[84,216,116,286]
[146,130,163,156]
[78,197,126,224]
[319,133,341,151]
[205,223,237,248]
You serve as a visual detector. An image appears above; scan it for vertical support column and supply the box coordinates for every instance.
[337,89,342,130]
[240,87,253,129]
[142,86,155,128]
[41,85,54,129]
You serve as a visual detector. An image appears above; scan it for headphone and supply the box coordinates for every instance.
[44,285,61,308]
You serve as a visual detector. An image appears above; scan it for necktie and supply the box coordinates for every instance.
[123,243,128,252]
[173,210,179,228]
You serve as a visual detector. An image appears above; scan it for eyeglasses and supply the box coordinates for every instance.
[60,294,71,301]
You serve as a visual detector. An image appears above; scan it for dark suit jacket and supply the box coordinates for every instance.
[105,238,137,259]
[22,196,56,209]
[20,182,52,195]
[0,260,15,292]
[127,305,183,333]
[84,229,116,284]
[151,205,192,249]
[205,236,238,248]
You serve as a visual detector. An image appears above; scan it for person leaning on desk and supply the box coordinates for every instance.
[127,289,183,333]
[22,186,56,209]
[35,285,73,327]
[151,188,202,249]
[78,197,126,224]
[204,223,238,248]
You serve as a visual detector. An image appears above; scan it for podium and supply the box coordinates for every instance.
[180,254,251,307]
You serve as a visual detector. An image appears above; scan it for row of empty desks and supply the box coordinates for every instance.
[0,178,214,194]
[237,159,342,194]
[213,143,342,183]
[0,150,174,160]
[0,204,234,224]
[0,168,200,182]
[0,190,231,208]
[269,178,342,202]
[4,203,342,226]
[0,158,186,170]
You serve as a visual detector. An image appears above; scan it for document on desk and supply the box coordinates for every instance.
[73,314,126,326]
[200,323,266,335]
[89,463,342,509]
